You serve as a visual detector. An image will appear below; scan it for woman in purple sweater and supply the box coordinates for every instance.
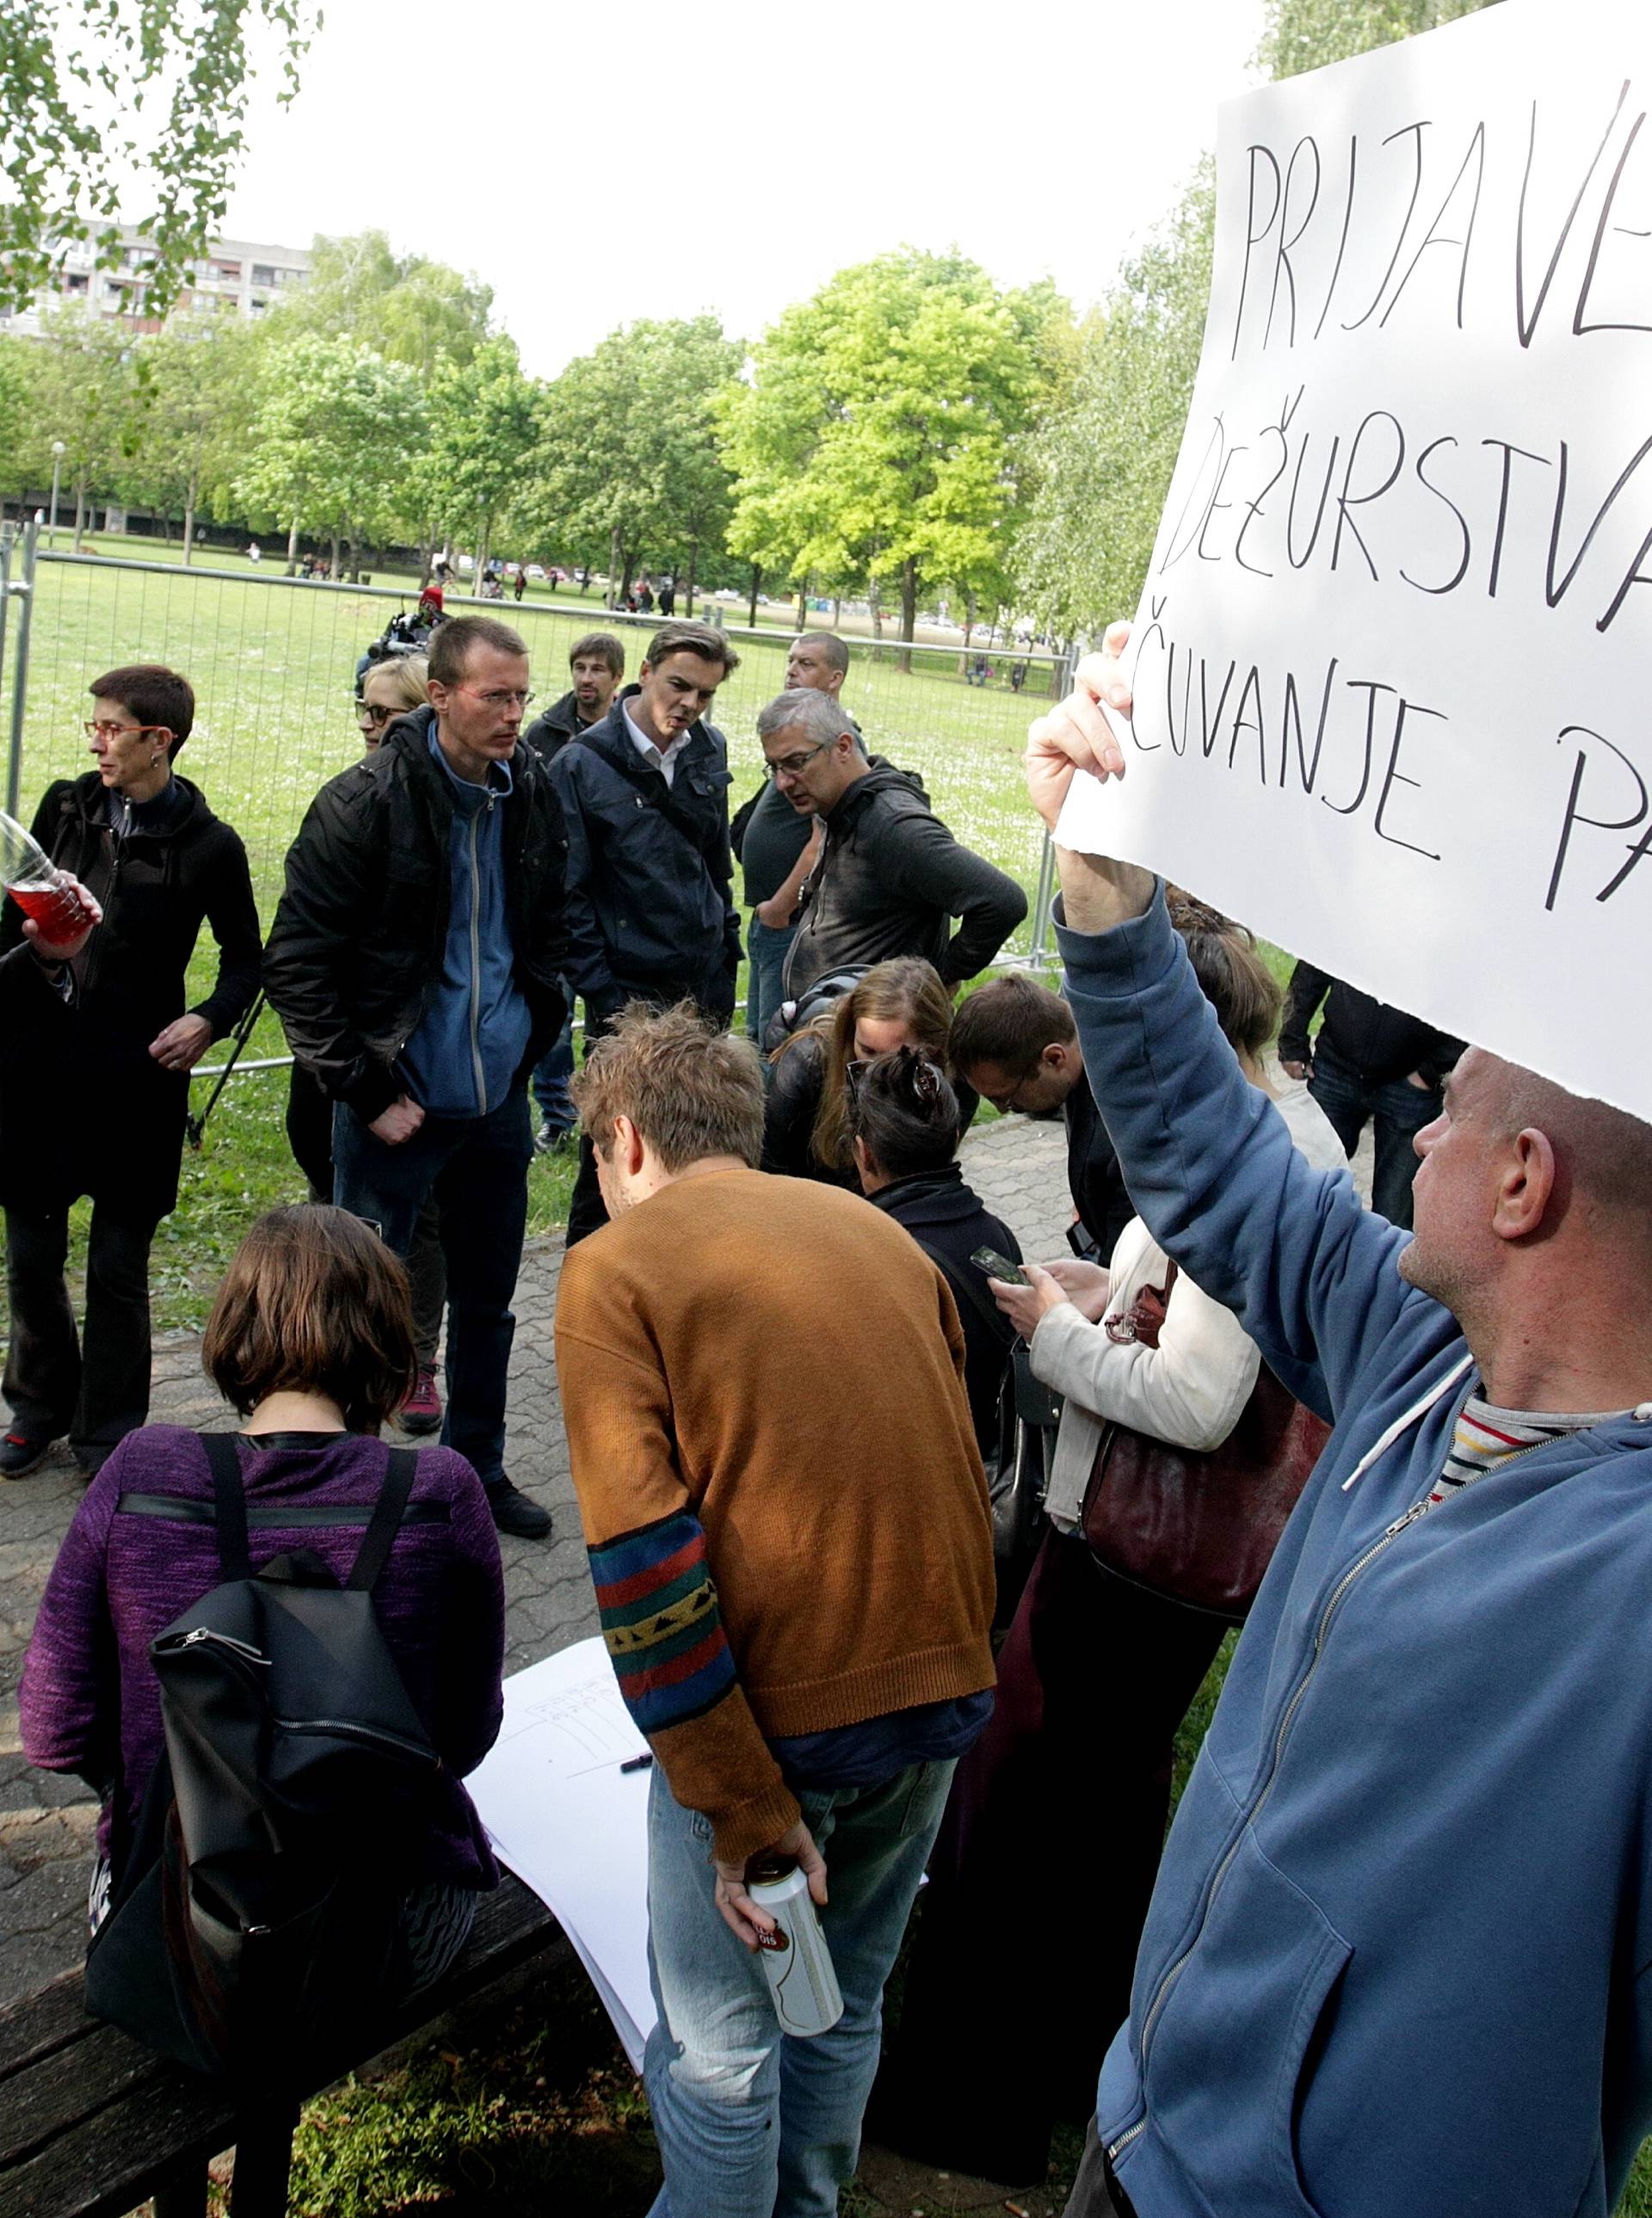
[20,1204,506,1980]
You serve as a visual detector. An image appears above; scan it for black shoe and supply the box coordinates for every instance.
[534,1122,576,1156]
[0,1430,59,1479]
[486,1478,552,1540]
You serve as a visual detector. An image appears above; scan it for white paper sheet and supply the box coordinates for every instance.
[1056,0,1652,1119]
[466,1636,656,2071]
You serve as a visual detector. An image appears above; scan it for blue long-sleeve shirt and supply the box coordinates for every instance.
[398,731,531,1116]
[1060,883,1652,2218]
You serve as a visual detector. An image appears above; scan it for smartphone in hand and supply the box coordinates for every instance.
[971,1244,1030,1287]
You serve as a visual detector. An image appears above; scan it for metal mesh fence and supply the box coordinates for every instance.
[9,554,1062,1057]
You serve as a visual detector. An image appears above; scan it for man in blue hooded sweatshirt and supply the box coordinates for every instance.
[266,615,568,1540]
[1027,623,1652,2218]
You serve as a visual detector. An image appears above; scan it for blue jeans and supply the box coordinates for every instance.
[1307,1040,1442,1229]
[644,1755,956,2218]
[332,1086,532,1484]
[746,919,798,1049]
[531,1003,576,1137]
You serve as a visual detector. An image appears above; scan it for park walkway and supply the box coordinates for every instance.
[0,1112,1071,2008]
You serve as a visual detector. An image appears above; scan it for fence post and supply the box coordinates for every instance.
[3,513,39,822]
[0,521,15,788]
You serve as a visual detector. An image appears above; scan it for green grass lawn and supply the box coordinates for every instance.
[3,539,1055,1334]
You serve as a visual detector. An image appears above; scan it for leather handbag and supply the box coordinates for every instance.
[1078,1262,1329,1621]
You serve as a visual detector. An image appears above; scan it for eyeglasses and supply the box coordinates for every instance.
[766,740,833,779]
[457,687,534,711]
[355,699,395,726]
[84,721,166,742]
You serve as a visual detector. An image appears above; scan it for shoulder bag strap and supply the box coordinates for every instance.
[200,1432,252,1581]
[346,1447,419,1592]
[604,740,717,857]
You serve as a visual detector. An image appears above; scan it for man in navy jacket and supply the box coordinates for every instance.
[547,619,742,1243]
[1028,625,1652,2218]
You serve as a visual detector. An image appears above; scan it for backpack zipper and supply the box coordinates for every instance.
[159,1626,271,1666]
[274,1716,439,1766]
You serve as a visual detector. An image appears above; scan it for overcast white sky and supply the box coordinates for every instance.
[212,0,1266,375]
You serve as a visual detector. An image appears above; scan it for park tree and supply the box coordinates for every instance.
[272,231,494,377]
[1261,0,1499,77]
[721,251,1069,662]
[1013,0,1501,640]
[419,336,543,586]
[0,340,35,507]
[528,316,741,612]
[116,315,261,560]
[22,303,140,549]
[0,0,313,318]
[235,333,428,576]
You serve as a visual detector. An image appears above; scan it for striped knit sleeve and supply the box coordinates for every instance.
[589,1509,736,1734]
[555,1314,801,1864]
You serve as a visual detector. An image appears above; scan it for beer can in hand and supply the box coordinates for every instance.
[745,1852,844,2036]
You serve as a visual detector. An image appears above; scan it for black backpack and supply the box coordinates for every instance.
[84,1435,444,2086]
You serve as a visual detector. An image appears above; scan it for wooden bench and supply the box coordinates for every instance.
[0,1876,570,2218]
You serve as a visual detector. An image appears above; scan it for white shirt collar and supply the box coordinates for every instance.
[621,699,691,787]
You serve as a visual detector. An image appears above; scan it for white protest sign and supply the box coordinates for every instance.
[1056,0,1652,1118]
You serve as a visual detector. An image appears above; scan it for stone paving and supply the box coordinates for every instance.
[0,1112,1074,2011]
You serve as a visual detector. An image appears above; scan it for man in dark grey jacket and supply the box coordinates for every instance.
[759,689,1028,1000]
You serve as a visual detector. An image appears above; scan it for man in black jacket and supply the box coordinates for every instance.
[758,689,1028,1001]
[0,663,262,1477]
[1278,963,1462,1229]
[948,970,1135,1263]
[520,630,625,769]
[264,616,567,1538]
[521,631,625,1149]
[547,619,742,1243]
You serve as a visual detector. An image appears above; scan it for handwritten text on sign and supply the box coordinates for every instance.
[1056,0,1652,1119]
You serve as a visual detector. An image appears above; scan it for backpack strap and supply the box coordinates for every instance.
[200,1432,252,1581]
[345,1448,419,1593]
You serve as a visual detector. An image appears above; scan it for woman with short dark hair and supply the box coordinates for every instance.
[0,662,261,1478]
[20,1204,505,1984]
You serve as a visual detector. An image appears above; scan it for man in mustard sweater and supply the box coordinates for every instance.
[556,1005,996,2218]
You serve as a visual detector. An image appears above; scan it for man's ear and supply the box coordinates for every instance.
[611,1113,645,1180]
[852,1136,873,1180]
[1491,1127,1562,1242]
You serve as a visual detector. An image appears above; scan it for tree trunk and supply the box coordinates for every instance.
[897,559,917,674]
[748,563,761,629]
[621,551,636,601]
[832,597,841,630]
[286,514,299,576]
[72,481,86,553]
[686,533,699,618]
[418,537,435,587]
[607,523,623,609]
[329,527,341,578]
[794,573,809,632]
[869,575,884,642]
[182,502,194,565]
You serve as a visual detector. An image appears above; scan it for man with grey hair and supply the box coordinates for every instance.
[761,687,1027,1001]
[737,636,853,1043]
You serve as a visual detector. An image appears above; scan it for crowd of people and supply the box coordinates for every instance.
[3,608,1649,2218]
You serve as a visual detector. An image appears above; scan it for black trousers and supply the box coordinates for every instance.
[3,1204,158,1467]
[873,1527,1226,2184]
